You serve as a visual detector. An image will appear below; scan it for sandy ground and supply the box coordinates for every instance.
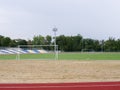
[0,60,120,83]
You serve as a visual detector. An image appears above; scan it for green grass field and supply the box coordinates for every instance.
[59,52,120,60]
[0,52,120,60]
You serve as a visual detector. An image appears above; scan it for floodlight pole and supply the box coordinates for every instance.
[53,27,58,60]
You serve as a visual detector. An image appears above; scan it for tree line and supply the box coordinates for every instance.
[0,35,120,52]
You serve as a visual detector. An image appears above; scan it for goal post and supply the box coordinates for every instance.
[17,45,58,60]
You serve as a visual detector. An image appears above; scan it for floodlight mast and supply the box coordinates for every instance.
[53,27,58,60]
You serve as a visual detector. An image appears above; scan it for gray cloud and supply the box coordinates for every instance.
[0,0,120,40]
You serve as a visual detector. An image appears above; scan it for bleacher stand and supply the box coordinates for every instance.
[0,48,47,54]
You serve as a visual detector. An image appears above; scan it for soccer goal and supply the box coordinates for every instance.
[16,45,58,60]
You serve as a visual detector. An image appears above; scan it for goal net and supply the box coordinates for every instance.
[17,45,58,60]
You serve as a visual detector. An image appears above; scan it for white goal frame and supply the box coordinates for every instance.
[17,45,58,60]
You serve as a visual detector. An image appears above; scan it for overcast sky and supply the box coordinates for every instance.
[0,0,120,40]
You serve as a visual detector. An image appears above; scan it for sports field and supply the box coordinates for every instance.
[0,52,120,60]
[0,52,120,83]
[0,60,120,83]
[0,52,120,90]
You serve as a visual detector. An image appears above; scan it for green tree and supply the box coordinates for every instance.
[116,39,120,51]
[56,34,83,51]
[72,34,83,51]
[15,39,27,45]
[27,40,33,45]
[93,40,101,51]
[0,35,4,46]
[82,38,94,51]
[9,40,17,47]
[104,37,117,52]
[32,35,45,45]
[1,37,11,47]
[56,35,67,51]
[46,35,52,45]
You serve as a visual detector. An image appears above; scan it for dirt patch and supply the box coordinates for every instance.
[0,60,120,83]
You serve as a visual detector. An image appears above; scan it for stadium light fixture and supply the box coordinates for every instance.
[53,27,57,46]
[52,27,58,60]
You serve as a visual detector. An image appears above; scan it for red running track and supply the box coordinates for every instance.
[0,82,120,90]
